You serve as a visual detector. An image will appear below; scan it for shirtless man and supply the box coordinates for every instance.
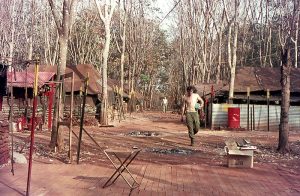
[162,97,168,113]
[181,85,204,146]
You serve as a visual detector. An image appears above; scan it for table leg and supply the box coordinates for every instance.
[103,151,136,188]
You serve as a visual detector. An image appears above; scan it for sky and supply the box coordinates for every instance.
[152,0,176,38]
[153,0,173,17]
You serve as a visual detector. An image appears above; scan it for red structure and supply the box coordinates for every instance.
[45,83,55,131]
[228,107,240,128]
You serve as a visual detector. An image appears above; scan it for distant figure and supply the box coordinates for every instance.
[181,85,204,146]
[162,97,168,113]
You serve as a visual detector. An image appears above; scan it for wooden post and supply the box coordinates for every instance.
[77,74,89,164]
[48,83,54,131]
[26,59,39,196]
[247,87,250,131]
[252,104,255,131]
[202,91,206,128]
[69,72,74,162]
[250,106,252,131]
[79,86,82,117]
[204,98,207,129]
[25,66,28,118]
[267,89,270,131]
[210,85,214,130]
[9,65,14,176]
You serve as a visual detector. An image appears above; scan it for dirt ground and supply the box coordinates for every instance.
[14,111,300,168]
[2,111,300,195]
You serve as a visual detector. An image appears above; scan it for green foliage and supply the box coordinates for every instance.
[140,74,150,83]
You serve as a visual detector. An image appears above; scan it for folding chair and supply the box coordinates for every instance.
[103,149,141,189]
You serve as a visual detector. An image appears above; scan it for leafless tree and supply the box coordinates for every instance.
[94,0,116,125]
[48,0,78,150]
[277,0,300,153]
[114,0,128,98]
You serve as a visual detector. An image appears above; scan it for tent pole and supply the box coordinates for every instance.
[9,64,15,176]
[77,74,89,164]
[26,59,39,196]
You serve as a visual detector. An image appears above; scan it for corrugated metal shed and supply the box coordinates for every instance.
[212,104,300,131]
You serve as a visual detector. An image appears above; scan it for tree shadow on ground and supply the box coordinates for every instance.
[0,180,24,196]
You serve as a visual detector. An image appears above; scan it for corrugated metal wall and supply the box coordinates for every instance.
[212,104,300,131]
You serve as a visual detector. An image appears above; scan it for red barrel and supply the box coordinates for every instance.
[228,107,240,128]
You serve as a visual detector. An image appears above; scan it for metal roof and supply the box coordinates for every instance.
[7,71,55,88]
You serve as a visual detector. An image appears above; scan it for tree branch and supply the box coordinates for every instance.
[94,0,105,22]
[48,0,62,32]
[109,0,117,20]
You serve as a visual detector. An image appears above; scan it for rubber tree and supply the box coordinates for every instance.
[94,0,116,125]
[277,0,300,153]
[223,0,239,101]
[8,0,16,63]
[116,0,128,99]
[48,0,78,150]
[210,5,225,84]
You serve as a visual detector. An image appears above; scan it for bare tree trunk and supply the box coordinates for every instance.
[206,39,214,83]
[128,53,132,91]
[278,48,291,153]
[293,16,299,68]
[276,0,300,153]
[9,0,16,62]
[50,36,68,151]
[227,24,233,98]
[268,27,273,67]
[224,0,239,101]
[28,35,33,60]
[216,33,222,83]
[27,0,34,60]
[182,61,188,90]
[228,23,238,99]
[131,61,136,92]
[95,0,116,125]
[51,35,59,65]
[101,25,110,125]
[48,0,77,150]
[259,0,263,67]
[119,0,127,99]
